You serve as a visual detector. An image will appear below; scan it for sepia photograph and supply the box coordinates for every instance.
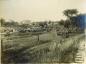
[0,0,86,64]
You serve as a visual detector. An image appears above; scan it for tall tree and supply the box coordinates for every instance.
[63,9,79,27]
[63,9,78,18]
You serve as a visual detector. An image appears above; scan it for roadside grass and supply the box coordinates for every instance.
[1,32,85,63]
[2,32,53,63]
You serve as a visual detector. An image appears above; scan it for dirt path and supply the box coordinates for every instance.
[75,39,86,64]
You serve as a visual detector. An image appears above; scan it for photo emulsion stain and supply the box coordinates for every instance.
[0,0,86,64]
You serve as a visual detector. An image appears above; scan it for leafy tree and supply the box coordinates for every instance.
[63,9,78,18]
[0,18,19,27]
[58,20,65,25]
[38,21,47,28]
[3,20,19,27]
[19,24,28,29]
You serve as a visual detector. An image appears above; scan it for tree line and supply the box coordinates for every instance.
[0,9,85,33]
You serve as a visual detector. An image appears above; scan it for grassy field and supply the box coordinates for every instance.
[1,31,85,64]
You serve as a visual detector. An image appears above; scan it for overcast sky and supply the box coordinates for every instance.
[0,0,86,22]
